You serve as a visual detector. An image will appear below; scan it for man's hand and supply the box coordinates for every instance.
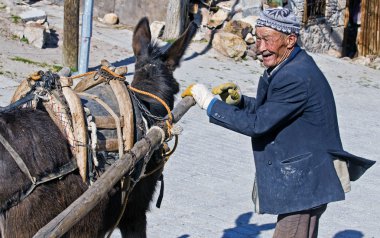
[212,82,241,105]
[181,84,214,110]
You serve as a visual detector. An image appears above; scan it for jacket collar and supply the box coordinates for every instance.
[264,45,301,83]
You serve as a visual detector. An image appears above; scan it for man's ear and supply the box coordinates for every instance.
[287,34,298,49]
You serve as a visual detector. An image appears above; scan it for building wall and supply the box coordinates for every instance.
[52,0,169,26]
[290,0,346,54]
[94,0,169,26]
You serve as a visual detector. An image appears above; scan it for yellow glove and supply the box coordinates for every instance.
[212,82,241,105]
[181,84,214,110]
[181,83,195,98]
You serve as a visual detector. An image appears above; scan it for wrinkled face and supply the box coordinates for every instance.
[255,26,295,68]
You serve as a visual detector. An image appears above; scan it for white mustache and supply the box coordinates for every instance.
[257,51,272,57]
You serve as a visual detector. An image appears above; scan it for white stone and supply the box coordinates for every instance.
[353,56,371,66]
[150,21,165,39]
[245,32,254,44]
[193,26,210,41]
[19,8,47,22]
[327,48,342,58]
[24,22,49,48]
[103,13,118,25]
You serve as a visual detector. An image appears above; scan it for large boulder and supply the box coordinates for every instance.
[212,32,247,59]
[223,19,253,39]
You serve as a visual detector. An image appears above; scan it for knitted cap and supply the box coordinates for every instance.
[256,8,300,35]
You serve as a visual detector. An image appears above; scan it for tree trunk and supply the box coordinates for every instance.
[162,0,189,40]
[63,0,80,70]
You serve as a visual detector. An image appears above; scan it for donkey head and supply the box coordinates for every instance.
[131,17,197,117]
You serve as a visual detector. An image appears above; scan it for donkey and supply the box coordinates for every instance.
[0,17,197,238]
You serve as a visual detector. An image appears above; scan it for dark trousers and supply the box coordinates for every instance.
[273,204,327,238]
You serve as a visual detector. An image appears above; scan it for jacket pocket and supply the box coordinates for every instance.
[278,153,312,188]
[281,152,312,164]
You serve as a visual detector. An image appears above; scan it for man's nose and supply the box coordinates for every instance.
[256,41,266,54]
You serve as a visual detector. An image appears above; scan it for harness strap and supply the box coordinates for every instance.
[0,160,77,213]
[156,174,164,208]
[0,93,35,113]
[0,122,78,213]
[0,133,36,184]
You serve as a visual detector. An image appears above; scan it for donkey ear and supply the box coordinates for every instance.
[163,21,198,70]
[133,17,152,58]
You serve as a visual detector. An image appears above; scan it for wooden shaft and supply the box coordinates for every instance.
[169,96,196,123]
[32,96,195,238]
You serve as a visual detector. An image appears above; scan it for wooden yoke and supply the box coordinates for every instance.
[109,80,134,151]
[60,77,88,182]
[101,60,134,152]
[11,79,32,103]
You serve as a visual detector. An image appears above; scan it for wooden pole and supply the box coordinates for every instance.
[63,0,80,70]
[162,0,189,40]
[33,96,195,238]
[342,0,350,57]
[359,0,367,56]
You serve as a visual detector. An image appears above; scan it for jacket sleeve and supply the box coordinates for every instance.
[240,95,257,112]
[208,74,308,137]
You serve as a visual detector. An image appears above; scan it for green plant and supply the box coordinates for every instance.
[20,36,29,44]
[11,15,21,24]
[10,56,48,68]
[51,65,63,72]
[10,57,78,74]
[164,38,176,44]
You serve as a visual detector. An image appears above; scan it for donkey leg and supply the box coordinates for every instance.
[118,170,162,238]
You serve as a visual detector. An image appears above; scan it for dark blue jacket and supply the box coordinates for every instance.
[207,47,375,214]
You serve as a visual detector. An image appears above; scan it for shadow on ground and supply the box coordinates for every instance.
[221,212,275,238]
[176,212,275,238]
[333,230,364,238]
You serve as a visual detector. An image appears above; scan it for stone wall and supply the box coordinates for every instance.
[52,0,169,26]
[93,0,169,26]
[289,0,346,54]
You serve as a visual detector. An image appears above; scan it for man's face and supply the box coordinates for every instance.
[255,27,291,68]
